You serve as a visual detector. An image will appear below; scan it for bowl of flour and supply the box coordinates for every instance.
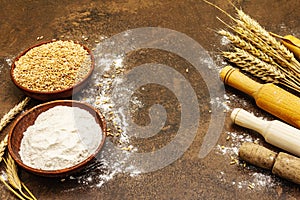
[8,100,106,177]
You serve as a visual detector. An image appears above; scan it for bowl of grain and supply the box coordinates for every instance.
[10,40,94,101]
[8,100,106,177]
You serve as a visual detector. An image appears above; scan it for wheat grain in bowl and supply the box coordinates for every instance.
[10,40,94,101]
[13,40,91,92]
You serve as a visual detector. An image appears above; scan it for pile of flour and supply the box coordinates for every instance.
[19,105,102,170]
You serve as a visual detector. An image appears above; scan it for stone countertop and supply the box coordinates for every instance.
[0,0,299,199]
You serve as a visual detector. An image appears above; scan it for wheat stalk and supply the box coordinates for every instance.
[3,154,37,200]
[0,176,26,200]
[0,97,31,163]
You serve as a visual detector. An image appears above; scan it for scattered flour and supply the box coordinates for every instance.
[19,106,102,170]
[73,50,142,188]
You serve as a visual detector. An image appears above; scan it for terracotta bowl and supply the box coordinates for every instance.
[8,100,106,177]
[10,40,95,101]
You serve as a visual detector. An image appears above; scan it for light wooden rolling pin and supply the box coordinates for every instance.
[231,108,300,157]
[220,66,300,129]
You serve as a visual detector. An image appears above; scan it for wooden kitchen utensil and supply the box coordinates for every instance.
[220,66,300,129]
[239,142,300,185]
[231,108,300,157]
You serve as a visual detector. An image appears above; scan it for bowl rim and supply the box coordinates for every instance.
[10,39,95,95]
[8,100,106,177]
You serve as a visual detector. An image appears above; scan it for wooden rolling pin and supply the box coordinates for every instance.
[220,66,300,129]
[239,142,300,185]
[231,108,300,157]
[270,32,300,60]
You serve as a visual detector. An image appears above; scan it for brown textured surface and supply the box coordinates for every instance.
[0,0,300,199]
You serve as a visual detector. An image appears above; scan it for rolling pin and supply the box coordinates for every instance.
[239,142,300,185]
[231,108,300,157]
[220,66,300,129]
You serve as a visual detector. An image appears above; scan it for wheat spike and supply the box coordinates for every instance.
[223,48,285,82]
[0,134,8,163]
[217,16,291,71]
[0,97,31,164]
[3,154,36,200]
[233,26,300,76]
[218,29,276,65]
[4,154,22,190]
[219,29,300,82]
[204,0,300,93]
[223,48,300,93]
[236,9,295,62]
[0,176,26,200]
[236,9,300,75]
[0,97,31,132]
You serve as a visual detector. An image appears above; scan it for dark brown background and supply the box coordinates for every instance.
[0,0,299,199]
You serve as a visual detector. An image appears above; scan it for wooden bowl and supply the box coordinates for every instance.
[10,40,95,101]
[8,100,106,177]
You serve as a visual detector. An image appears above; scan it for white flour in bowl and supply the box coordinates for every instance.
[19,105,102,170]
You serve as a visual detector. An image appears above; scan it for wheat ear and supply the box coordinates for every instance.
[223,48,300,93]
[223,48,285,82]
[218,29,276,65]
[236,9,300,75]
[236,9,296,62]
[0,97,30,163]
[219,29,300,84]
[0,134,8,163]
[233,25,300,77]
[216,15,299,76]
[0,97,30,132]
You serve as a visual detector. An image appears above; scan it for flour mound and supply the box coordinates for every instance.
[19,106,102,170]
